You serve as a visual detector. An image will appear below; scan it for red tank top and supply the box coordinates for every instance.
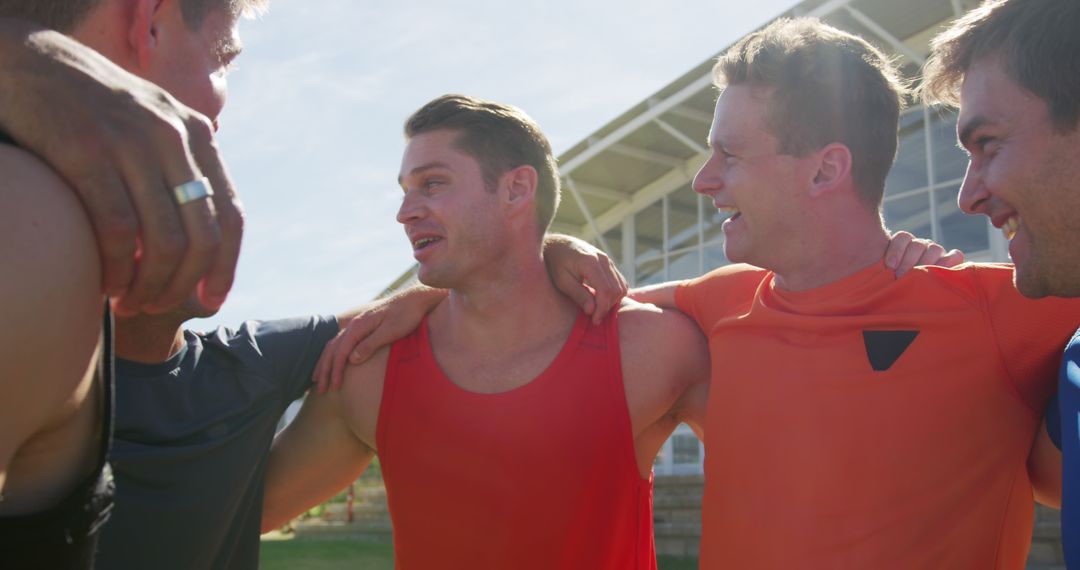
[376,311,656,570]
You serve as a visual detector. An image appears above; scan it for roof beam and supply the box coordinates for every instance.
[565,177,612,251]
[806,0,854,18]
[654,119,709,155]
[608,143,686,168]
[667,105,714,126]
[565,181,631,203]
[560,74,715,175]
[843,5,927,65]
[573,153,703,237]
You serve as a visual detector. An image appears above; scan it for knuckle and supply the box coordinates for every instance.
[154,232,189,262]
[99,216,139,255]
[185,114,215,143]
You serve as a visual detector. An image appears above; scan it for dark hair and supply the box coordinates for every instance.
[0,0,265,32]
[405,94,561,236]
[714,17,907,207]
[923,0,1080,133]
[0,0,102,32]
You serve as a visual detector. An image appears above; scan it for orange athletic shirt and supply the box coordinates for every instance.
[676,261,1080,569]
[376,311,656,570]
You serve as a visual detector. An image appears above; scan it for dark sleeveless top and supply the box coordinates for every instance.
[0,128,116,568]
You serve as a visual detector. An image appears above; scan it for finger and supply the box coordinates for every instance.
[894,239,930,277]
[66,163,139,300]
[333,316,381,392]
[589,261,620,325]
[145,151,222,313]
[111,138,190,316]
[187,117,242,312]
[348,306,411,365]
[940,249,965,267]
[883,231,914,269]
[556,269,596,318]
[915,242,947,267]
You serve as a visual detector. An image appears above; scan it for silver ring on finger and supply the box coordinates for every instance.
[172,177,214,205]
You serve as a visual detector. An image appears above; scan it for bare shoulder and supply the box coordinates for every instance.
[0,144,102,473]
[616,299,708,382]
[332,345,392,449]
[616,299,703,353]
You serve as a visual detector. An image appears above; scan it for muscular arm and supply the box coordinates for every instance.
[0,145,103,512]
[261,391,374,531]
[628,282,684,310]
[262,350,386,531]
[1028,420,1062,508]
[618,301,711,475]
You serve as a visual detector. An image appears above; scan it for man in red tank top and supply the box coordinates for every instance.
[261,94,712,569]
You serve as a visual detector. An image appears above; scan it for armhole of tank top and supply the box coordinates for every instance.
[375,319,414,457]
[604,311,647,480]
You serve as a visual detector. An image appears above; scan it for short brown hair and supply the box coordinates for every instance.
[0,0,101,31]
[922,0,1080,133]
[714,18,907,208]
[0,0,266,32]
[404,94,561,237]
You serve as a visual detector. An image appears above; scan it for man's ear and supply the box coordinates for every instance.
[502,165,538,212]
[127,0,168,71]
[808,142,853,198]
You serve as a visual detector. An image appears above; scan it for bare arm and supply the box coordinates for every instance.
[619,301,711,474]
[0,146,103,511]
[628,282,684,310]
[261,389,375,532]
[1028,420,1062,508]
[629,233,964,310]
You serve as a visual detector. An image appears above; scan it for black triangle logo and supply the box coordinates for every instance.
[862,330,919,371]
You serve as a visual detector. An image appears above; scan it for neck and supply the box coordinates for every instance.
[772,208,890,292]
[114,313,188,364]
[432,249,578,349]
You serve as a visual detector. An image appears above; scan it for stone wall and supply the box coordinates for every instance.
[313,477,1065,568]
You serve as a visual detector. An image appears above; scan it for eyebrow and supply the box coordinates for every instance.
[957,115,990,149]
[397,161,452,185]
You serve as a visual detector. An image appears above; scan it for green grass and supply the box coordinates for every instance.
[259,539,394,570]
[259,537,698,569]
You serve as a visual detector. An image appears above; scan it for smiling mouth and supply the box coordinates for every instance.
[716,206,741,221]
[1001,215,1019,241]
[412,236,442,250]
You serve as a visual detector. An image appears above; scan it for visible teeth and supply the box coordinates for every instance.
[716,206,740,218]
[414,237,439,248]
[1002,216,1019,241]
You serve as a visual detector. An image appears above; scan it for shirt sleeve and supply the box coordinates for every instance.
[675,264,768,333]
[975,264,1080,414]
[245,315,340,403]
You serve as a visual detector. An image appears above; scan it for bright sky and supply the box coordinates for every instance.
[195,0,796,330]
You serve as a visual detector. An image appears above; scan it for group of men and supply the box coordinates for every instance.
[0,0,1078,569]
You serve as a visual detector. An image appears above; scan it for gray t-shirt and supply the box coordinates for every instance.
[96,315,338,570]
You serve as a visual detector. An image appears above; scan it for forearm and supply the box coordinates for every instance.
[335,285,447,329]
[261,394,375,532]
[1028,420,1063,508]
[628,281,686,309]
